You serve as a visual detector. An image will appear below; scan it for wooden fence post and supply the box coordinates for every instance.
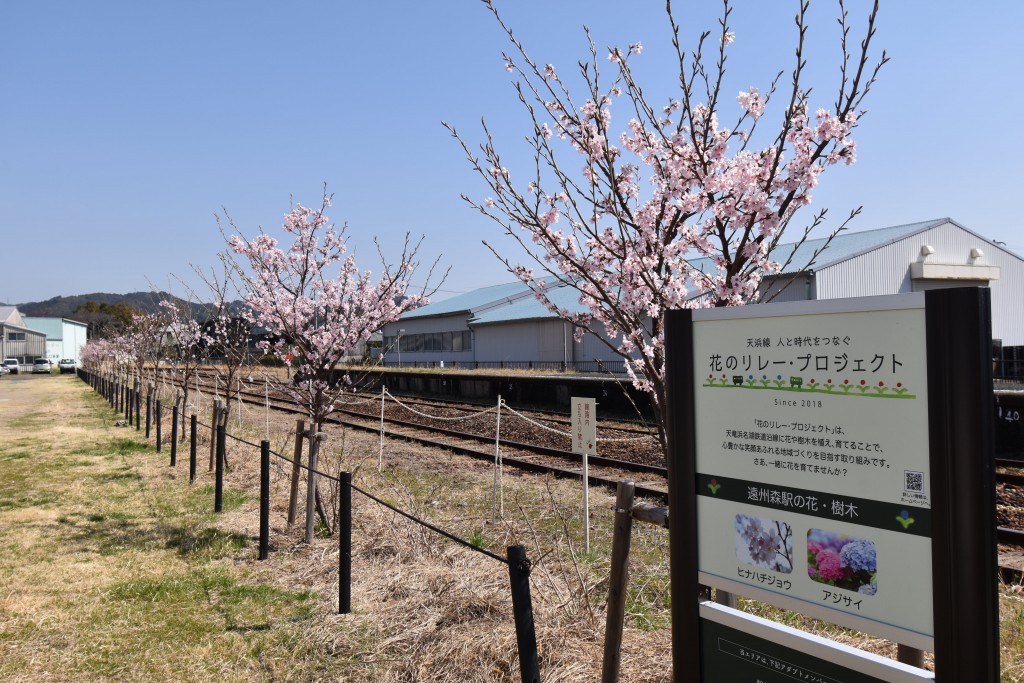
[287,420,305,526]
[601,481,636,683]
[507,545,540,683]
[897,645,925,668]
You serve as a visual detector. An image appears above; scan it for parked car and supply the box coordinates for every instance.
[3,358,19,374]
[0,364,8,375]
[58,358,78,374]
[32,358,52,374]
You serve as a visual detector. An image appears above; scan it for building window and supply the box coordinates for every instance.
[7,332,25,341]
[388,330,472,354]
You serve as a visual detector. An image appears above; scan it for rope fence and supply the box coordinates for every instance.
[81,367,558,681]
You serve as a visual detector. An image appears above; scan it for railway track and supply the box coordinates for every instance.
[161,370,672,501]
[131,370,1024,569]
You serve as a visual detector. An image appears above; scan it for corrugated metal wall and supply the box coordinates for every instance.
[816,221,1024,344]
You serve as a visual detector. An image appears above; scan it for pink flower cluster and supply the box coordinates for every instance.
[228,196,428,421]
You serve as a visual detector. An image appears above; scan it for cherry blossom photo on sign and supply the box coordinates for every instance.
[735,513,794,574]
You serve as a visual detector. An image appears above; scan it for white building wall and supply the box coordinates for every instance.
[760,275,813,303]
[815,221,1024,344]
[474,320,565,362]
[381,314,476,363]
[62,320,88,361]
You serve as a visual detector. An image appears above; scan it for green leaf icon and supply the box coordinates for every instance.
[708,479,721,495]
[896,511,914,529]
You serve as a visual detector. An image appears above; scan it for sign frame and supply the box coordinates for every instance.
[664,288,998,682]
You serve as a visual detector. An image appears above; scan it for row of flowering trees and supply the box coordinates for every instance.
[81,0,884,525]
[81,193,442,434]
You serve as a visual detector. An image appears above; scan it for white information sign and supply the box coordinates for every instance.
[571,397,596,454]
[692,295,933,650]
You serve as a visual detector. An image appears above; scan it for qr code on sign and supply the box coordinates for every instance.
[904,471,924,492]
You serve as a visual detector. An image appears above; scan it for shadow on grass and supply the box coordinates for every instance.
[56,511,161,555]
[165,525,249,560]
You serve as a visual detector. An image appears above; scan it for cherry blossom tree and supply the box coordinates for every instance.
[80,338,116,374]
[446,0,886,452]
[158,298,206,417]
[223,192,443,431]
[223,192,442,538]
[192,259,253,424]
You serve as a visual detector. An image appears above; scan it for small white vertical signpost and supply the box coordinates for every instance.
[572,397,596,553]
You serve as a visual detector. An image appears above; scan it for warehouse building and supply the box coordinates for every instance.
[0,306,48,364]
[381,219,1024,369]
[24,317,89,366]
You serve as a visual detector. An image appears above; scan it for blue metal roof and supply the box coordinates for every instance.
[469,284,585,325]
[401,280,534,319]
[770,218,949,273]
[404,219,994,326]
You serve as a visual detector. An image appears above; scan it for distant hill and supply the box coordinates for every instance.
[16,292,237,320]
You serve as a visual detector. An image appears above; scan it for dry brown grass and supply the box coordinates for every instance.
[8,373,1024,680]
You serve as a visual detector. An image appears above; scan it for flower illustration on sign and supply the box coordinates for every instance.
[708,479,721,495]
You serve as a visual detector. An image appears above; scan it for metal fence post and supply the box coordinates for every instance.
[506,545,540,683]
[170,404,178,466]
[339,470,351,614]
[214,424,225,512]
[259,440,270,560]
[189,414,197,484]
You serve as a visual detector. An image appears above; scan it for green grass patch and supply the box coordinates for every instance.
[0,494,58,511]
[2,450,31,460]
[165,525,249,560]
[111,438,150,455]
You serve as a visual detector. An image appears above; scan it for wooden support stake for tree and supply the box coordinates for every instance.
[208,399,220,472]
[315,485,332,536]
[287,419,305,527]
[601,481,635,683]
[155,399,162,451]
[304,432,322,543]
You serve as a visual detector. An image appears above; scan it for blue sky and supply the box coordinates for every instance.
[2,1,1021,306]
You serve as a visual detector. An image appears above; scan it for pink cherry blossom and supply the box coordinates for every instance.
[225,193,441,428]
[448,0,886,453]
